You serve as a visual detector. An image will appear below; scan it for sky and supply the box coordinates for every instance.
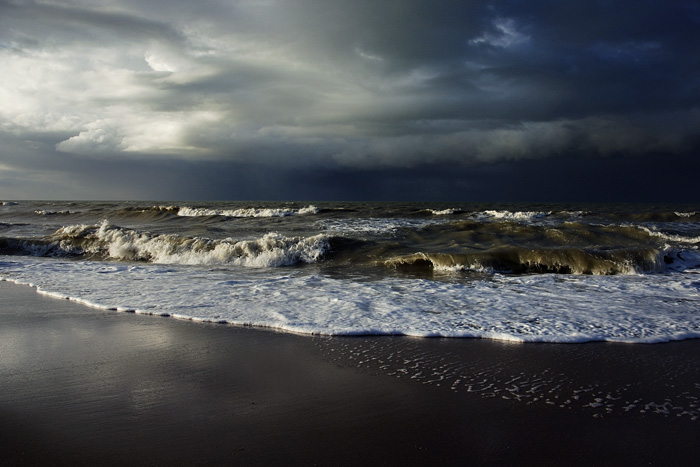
[1,0,699,202]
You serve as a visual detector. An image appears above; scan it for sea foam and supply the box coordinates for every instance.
[49,221,329,267]
[480,210,551,221]
[2,256,699,343]
[2,200,699,344]
[177,205,319,218]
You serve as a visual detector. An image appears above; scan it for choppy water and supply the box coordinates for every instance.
[1,200,699,343]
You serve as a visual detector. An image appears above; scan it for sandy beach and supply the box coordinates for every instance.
[1,280,699,466]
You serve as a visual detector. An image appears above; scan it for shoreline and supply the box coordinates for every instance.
[1,280,699,465]
[3,275,698,345]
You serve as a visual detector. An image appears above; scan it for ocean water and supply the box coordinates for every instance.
[1,200,699,343]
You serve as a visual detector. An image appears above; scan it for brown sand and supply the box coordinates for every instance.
[1,280,699,466]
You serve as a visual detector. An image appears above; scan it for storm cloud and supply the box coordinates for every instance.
[1,0,699,200]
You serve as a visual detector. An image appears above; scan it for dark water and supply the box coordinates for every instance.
[2,201,699,275]
[1,200,699,342]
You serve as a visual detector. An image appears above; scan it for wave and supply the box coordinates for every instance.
[478,210,552,221]
[1,201,18,206]
[474,209,700,223]
[430,209,455,215]
[2,221,330,267]
[319,217,447,236]
[96,204,322,222]
[34,210,75,216]
[415,208,587,219]
[384,247,699,275]
[83,205,183,223]
[636,226,700,245]
[419,208,459,216]
[556,210,589,218]
[177,205,319,218]
[88,204,322,223]
[410,220,670,251]
[120,205,180,216]
[607,211,700,223]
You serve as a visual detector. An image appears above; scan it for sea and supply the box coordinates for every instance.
[1,200,699,344]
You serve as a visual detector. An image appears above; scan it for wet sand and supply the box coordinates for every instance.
[1,280,699,466]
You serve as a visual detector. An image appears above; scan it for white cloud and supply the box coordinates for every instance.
[55,110,225,156]
[55,122,126,155]
[144,51,176,73]
[355,47,384,62]
[470,17,530,48]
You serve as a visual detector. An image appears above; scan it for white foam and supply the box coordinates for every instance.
[561,210,588,218]
[177,205,319,218]
[52,221,329,267]
[317,217,447,235]
[429,209,455,215]
[3,256,700,343]
[637,225,700,245]
[480,210,551,221]
[34,210,73,216]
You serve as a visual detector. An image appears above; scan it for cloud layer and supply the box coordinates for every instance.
[1,0,699,200]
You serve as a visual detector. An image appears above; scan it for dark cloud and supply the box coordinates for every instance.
[0,0,698,201]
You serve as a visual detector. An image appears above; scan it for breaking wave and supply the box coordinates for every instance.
[177,205,319,218]
[34,210,75,216]
[471,209,700,223]
[425,208,458,216]
[2,221,330,268]
[479,210,552,221]
[88,204,321,222]
[384,247,699,275]
[636,226,700,245]
[609,211,700,222]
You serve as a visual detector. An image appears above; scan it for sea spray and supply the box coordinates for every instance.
[36,221,330,267]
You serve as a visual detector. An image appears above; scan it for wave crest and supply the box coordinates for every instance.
[636,226,700,245]
[177,205,319,218]
[384,247,683,275]
[480,210,551,221]
[34,210,75,216]
[44,221,330,267]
